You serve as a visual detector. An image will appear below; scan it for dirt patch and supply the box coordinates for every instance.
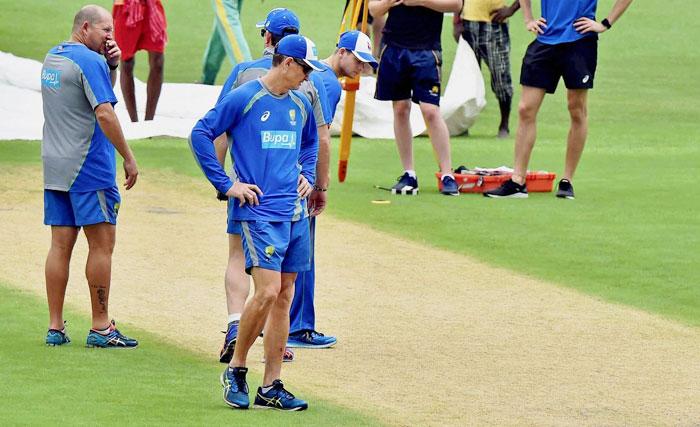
[2,165,699,426]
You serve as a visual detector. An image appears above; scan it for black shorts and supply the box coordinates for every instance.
[520,36,598,94]
[375,44,442,105]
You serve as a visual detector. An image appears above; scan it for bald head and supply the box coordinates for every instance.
[72,5,111,33]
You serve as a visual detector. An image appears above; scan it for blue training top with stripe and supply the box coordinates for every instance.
[316,61,342,122]
[190,79,318,222]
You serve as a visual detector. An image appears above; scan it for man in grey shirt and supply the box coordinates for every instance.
[41,5,139,348]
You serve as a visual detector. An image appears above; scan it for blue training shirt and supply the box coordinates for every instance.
[538,0,598,45]
[190,79,319,222]
[316,62,342,122]
[41,42,118,192]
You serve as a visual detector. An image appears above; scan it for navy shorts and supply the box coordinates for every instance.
[44,187,120,227]
[239,218,310,275]
[375,44,442,105]
[520,36,598,94]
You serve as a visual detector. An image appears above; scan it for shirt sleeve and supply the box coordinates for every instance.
[216,63,241,104]
[299,102,319,186]
[310,73,332,125]
[79,57,117,109]
[190,90,243,193]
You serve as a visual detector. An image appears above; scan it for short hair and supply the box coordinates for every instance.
[72,5,110,32]
[272,53,287,67]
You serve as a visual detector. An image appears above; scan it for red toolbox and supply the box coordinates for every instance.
[436,171,557,193]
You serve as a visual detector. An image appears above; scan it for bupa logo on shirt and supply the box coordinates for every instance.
[41,69,61,89]
[261,131,297,149]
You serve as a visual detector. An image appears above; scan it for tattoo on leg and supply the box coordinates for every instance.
[96,286,107,313]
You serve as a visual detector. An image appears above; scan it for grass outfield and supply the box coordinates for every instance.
[0,0,698,328]
[0,284,375,425]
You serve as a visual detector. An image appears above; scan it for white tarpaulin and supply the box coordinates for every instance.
[0,38,484,141]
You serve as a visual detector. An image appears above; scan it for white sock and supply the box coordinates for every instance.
[227,313,241,324]
[405,170,416,178]
[442,173,454,181]
[261,384,275,393]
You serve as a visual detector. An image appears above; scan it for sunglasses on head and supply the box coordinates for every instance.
[260,26,299,38]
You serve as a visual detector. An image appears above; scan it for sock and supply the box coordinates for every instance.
[261,384,275,393]
[405,170,416,178]
[227,313,241,324]
[442,173,454,181]
[95,325,111,335]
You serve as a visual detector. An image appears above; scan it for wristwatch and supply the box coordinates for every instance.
[108,62,119,71]
[601,18,612,29]
[313,185,327,192]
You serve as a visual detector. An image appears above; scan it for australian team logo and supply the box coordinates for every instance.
[264,245,275,259]
[288,109,296,126]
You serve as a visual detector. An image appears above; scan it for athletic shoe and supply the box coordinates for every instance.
[391,172,418,195]
[440,175,460,196]
[286,330,337,349]
[254,380,308,411]
[221,366,249,409]
[483,179,528,198]
[85,320,138,349]
[219,320,239,364]
[556,179,575,199]
[46,323,70,346]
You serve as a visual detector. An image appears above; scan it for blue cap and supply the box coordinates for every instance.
[275,35,324,71]
[256,8,300,37]
[337,30,378,69]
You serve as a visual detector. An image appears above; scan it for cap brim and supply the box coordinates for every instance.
[302,59,324,72]
[255,20,266,28]
[351,50,379,69]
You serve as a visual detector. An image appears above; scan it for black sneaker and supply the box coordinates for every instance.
[391,172,418,195]
[440,175,460,196]
[483,179,528,198]
[556,179,575,199]
[254,379,307,411]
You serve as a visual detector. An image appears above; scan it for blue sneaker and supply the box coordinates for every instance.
[85,320,138,349]
[286,330,337,349]
[221,367,249,409]
[254,380,307,411]
[219,321,239,363]
[46,324,70,346]
[440,175,460,196]
[390,172,419,195]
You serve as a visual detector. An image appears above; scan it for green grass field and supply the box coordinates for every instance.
[0,284,375,425]
[0,0,699,421]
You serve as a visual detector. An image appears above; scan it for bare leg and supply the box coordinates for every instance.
[230,267,281,368]
[262,273,296,385]
[226,234,250,315]
[83,223,116,330]
[393,100,414,171]
[498,96,512,137]
[418,102,452,175]
[46,226,79,330]
[120,58,138,122]
[512,86,547,184]
[145,51,164,121]
[563,89,589,182]
[371,14,386,58]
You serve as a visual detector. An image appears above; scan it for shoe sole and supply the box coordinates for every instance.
[484,193,528,198]
[286,341,336,349]
[556,194,575,199]
[441,191,460,196]
[46,342,70,346]
[253,404,307,411]
[85,344,138,349]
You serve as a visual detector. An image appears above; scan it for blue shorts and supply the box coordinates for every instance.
[44,187,121,227]
[375,44,442,105]
[226,198,242,234]
[239,218,310,274]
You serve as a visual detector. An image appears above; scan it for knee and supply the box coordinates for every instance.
[518,100,538,122]
[567,101,587,124]
[121,59,135,75]
[393,102,411,121]
[420,105,441,123]
[276,285,295,307]
[254,286,279,307]
[150,55,164,74]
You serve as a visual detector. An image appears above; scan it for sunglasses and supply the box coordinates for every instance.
[292,58,314,75]
[260,26,299,38]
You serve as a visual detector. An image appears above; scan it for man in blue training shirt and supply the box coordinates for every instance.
[190,34,322,411]
[485,0,634,199]
[212,8,335,364]
[41,5,139,349]
[283,29,379,350]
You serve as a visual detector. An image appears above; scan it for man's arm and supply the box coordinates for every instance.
[573,0,633,33]
[104,40,121,88]
[95,103,138,189]
[308,124,330,217]
[521,0,547,34]
[403,0,462,13]
[369,0,404,18]
[491,0,520,24]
